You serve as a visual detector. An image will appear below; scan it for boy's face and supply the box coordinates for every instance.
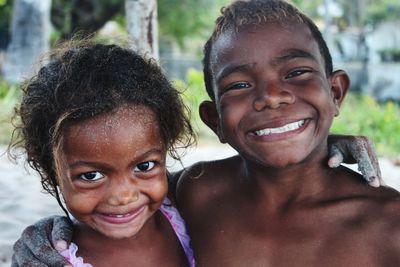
[55,105,168,240]
[200,21,349,168]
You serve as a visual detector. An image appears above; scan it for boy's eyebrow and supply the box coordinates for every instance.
[215,64,253,84]
[273,49,318,64]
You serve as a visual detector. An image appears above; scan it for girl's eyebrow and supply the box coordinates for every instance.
[68,160,111,170]
[68,148,164,170]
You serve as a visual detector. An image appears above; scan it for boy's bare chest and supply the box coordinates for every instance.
[188,202,396,266]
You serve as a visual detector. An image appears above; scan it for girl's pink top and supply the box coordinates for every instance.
[60,198,195,267]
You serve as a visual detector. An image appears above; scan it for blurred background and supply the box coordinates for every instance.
[1,0,400,157]
[0,0,399,265]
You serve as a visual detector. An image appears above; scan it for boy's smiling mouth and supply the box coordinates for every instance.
[254,119,306,136]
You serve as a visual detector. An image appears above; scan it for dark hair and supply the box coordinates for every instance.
[203,0,333,100]
[9,41,195,212]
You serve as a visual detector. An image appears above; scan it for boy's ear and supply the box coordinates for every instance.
[330,70,350,116]
[199,100,226,143]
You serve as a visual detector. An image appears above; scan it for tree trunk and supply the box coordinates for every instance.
[2,0,51,83]
[125,0,158,59]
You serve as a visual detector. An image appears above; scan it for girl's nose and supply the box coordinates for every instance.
[253,82,295,111]
[107,178,139,206]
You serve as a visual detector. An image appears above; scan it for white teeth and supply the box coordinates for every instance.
[109,213,129,218]
[255,120,305,136]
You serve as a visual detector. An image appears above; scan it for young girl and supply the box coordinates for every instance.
[9,42,195,267]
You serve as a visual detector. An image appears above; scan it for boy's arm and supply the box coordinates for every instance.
[167,169,184,205]
[12,216,73,267]
[328,134,382,187]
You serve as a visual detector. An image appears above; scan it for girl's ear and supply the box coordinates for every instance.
[330,70,350,116]
[199,100,226,143]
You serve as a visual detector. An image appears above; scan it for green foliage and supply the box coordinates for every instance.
[332,93,400,158]
[0,78,19,144]
[0,0,13,35]
[365,0,400,25]
[41,0,231,48]
[51,0,124,42]
[174,69,210,135]
[158,0,228,47]
[294,0,400,28]
[378,48,400,62]
[48,0,231,48]
[291,0,323,19]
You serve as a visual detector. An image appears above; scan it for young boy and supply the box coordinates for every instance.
[11,1,392,266]
[175,0,400,266]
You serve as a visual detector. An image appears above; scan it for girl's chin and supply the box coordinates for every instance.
[94,226,144,240]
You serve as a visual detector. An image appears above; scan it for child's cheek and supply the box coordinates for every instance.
[64,190,101,216]
[147,177,168,208]
[59,179,100,213]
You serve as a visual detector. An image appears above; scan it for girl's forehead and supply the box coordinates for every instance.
[62,105,160,141]
[59,104,165,156]
[88,104,156,126]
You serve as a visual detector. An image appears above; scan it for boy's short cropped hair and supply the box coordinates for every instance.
[202,0,333,100]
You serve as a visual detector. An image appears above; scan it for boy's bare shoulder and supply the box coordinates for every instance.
[334,167,400,210]
[371,187,400,254]
[331,168,400,232]
[378,185,400,217]
[176,155,242,208]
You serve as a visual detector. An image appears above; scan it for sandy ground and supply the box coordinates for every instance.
[1,143,399,266]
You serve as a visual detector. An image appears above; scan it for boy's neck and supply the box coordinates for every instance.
[239,147,336,209]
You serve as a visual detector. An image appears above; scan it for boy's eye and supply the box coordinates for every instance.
[79,171,104,181]
[134,161,156,172]
[285,69,312,79]
[226,82,251,91]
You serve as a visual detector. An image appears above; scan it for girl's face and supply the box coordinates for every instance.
[56,105,168,240]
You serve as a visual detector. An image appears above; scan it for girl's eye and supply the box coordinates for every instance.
[286,69,312,79]
[79,171,104,181]
[134,161,156,172]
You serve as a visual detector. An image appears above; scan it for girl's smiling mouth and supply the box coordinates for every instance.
[96,206,146,224]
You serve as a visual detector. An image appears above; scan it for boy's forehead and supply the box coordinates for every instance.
[214,21,314,48]
[210,21,320,69]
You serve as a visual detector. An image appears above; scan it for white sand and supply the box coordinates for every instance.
[1,143,399,266]
[0,149,62,265]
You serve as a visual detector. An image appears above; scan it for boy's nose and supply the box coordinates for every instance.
[107,178,140,206]
[253,83,295,111]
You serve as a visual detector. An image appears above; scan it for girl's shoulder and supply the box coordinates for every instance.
[60,242,93,267]
[160,198,195,267]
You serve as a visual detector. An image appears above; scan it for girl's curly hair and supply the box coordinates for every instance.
[9,40,195,213]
